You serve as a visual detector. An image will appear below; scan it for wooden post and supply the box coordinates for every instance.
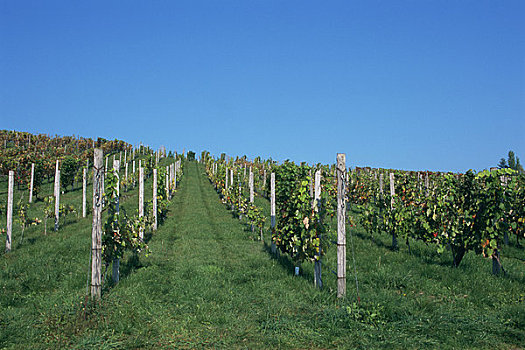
[249,167,254,232]
[5,171,14,252]
[225,168,229,189]
[390,172,398,250]
[82,167,87,217]
[270,172,276,254]
[165,173,169,201]
[29,163,35,203]
[105,156,108,174]
[139,167,144,240]
[153,169,157,231]
[112,160,121,283]
[125,162,128,184]
[249,167,254,203]
[54,160,59,196]
[54,170,60,231]
[336,153,346,298]
[314,169,322,288]
[91,149,103,300]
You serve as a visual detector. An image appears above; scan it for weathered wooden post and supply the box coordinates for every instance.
[249,167,254,232]
[125,162,128,184]
[270,172,276,254]
[112,160,121,283]
[105,156,108,174]
[314,169,322,288]
[82,167,87,217]
[91,149,103,300]
[225,167,229,189]
[379,173,384,196]
[29,163,35,203]
[153,168,157,231]
[337,153,346,298]
[5,171,14,252]
[54,160,59,196]
[249,167,254,203]
[139,167,144,240]
[54,170,60,231]
[165,173,169,201]
[389,172,398,250]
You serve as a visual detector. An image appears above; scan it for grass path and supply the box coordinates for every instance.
[37,161,340,349]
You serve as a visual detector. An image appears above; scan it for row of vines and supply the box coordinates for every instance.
[202,151,525,282]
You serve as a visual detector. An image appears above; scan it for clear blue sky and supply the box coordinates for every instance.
[1,1,524,172]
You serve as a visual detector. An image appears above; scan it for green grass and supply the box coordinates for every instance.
[1,161,524,349]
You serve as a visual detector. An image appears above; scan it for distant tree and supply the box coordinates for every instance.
[187,151,196,161]
[508,151,517,170]
[498,150,524,174]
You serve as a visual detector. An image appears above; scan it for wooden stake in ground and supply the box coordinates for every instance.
[29,163,35,203]
[389,172,398,250]
[6,171,14,252]
[54,160,59,196]
[249,167,254,203]
[82,168,87,218]
[270,172,276,254]
[314,169,322,288]
[91,149,103,300]
[165,173,169,201]
[249,167,254,232]
[54,170,60,231]
[139,167,144,240]
[153,168,157,231]
[336,153,346,298]
[112,160,121,284]
[225,168,229,189]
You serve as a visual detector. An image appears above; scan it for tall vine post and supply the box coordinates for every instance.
[6,171,14,252]
[29,163,34,203]
[91,148,103,300]
[249,167,254,232]
[314,169,322,288]
[82,167,87,218]
[270,172,276,255]
[165,172,169,201]
[153,168,158,231]
[112,160,121,283]
[54,170,60,231]
[54,160,59,196]
[337,153,346,298]
[139,167,144,240]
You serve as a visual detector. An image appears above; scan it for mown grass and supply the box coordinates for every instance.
[1,161,524,349]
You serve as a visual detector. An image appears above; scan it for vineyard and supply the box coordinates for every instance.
[1,131,524,349]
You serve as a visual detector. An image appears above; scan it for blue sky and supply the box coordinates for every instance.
[1,1,523,172]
